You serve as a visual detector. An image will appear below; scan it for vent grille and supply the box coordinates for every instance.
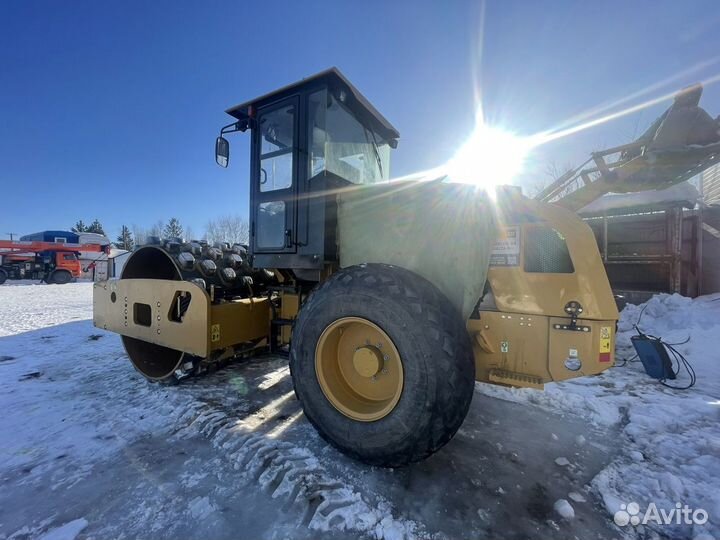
[524,226,575,273]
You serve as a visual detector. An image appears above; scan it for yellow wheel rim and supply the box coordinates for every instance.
[315,317,404,422]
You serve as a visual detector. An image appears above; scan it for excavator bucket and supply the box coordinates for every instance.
[538,84,720,210]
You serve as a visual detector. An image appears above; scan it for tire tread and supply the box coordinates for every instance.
[290,263,475,466]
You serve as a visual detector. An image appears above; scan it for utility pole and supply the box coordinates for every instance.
[6,233,17,241]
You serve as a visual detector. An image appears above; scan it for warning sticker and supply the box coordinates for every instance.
[490,226,520,267]
[598,326,612,362]
[599,326,611,353]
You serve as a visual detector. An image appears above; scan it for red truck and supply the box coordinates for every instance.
[0,240,109,284]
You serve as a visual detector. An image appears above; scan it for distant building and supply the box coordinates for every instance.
[109,250,132,278]
[20,230,80,243]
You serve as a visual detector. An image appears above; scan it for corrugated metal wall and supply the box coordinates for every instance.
[585,206,719,298]
[584,208,702,298]
[702,164,720,205]
[701,206,720,294]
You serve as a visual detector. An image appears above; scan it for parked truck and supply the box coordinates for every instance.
[0,240,109,284]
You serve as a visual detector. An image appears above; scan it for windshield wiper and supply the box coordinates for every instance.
[364,126,384,178]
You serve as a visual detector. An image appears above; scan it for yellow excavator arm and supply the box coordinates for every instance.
[536,83,720,211]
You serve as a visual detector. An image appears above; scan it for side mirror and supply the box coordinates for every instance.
[215,136,230,168]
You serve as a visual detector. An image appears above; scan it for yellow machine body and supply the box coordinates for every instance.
[470,198,618,388]
[94,279,270,358]
[91,67,626,390]
[92,194,618,389]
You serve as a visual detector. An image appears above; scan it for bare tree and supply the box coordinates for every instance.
[132,220,198,246]
[132,224,147,246]
[147,220,165,239]
[204,215,250,245]
[622,111,645,142]
[527,160,575,198]
[544,160,575,182]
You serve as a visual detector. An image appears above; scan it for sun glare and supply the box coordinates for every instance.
[443,115,533,195]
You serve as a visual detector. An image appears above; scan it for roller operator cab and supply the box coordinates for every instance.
[95,68,618,467]
[216,68,399,279]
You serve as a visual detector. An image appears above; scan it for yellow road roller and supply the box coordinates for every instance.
[95,68,717,466]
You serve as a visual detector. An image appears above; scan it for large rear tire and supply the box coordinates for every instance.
[290,263,475,467]
[0,269,7,285]
[48,269,72,285]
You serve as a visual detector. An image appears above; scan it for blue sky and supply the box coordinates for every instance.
[2,1,719,240]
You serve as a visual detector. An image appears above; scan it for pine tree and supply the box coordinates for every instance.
[163,217,183,239]
[71,220,87,233]
[116,225,134,251]
[87,219,106,235]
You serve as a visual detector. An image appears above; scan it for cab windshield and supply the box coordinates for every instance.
[308,89,390,185]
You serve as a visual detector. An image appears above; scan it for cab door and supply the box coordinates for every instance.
[251,97,298,254]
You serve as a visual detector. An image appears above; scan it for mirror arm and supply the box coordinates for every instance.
[216,116,251,169]
[220,118,251,136]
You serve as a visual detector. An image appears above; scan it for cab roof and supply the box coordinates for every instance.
[225,67,400,142]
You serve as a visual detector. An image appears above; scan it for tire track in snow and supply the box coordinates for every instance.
[168,396,422,539]
[31,320,421,540]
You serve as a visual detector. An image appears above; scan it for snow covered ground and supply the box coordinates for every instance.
[478,293,720,539]
[0,283,419,540]
[0,282,716,539]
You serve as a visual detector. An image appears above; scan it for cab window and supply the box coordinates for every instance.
[258,104,295,193]
[62,253,77,261]
[308,89,390,185]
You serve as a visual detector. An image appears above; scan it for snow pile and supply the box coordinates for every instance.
[477,293,720,539]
